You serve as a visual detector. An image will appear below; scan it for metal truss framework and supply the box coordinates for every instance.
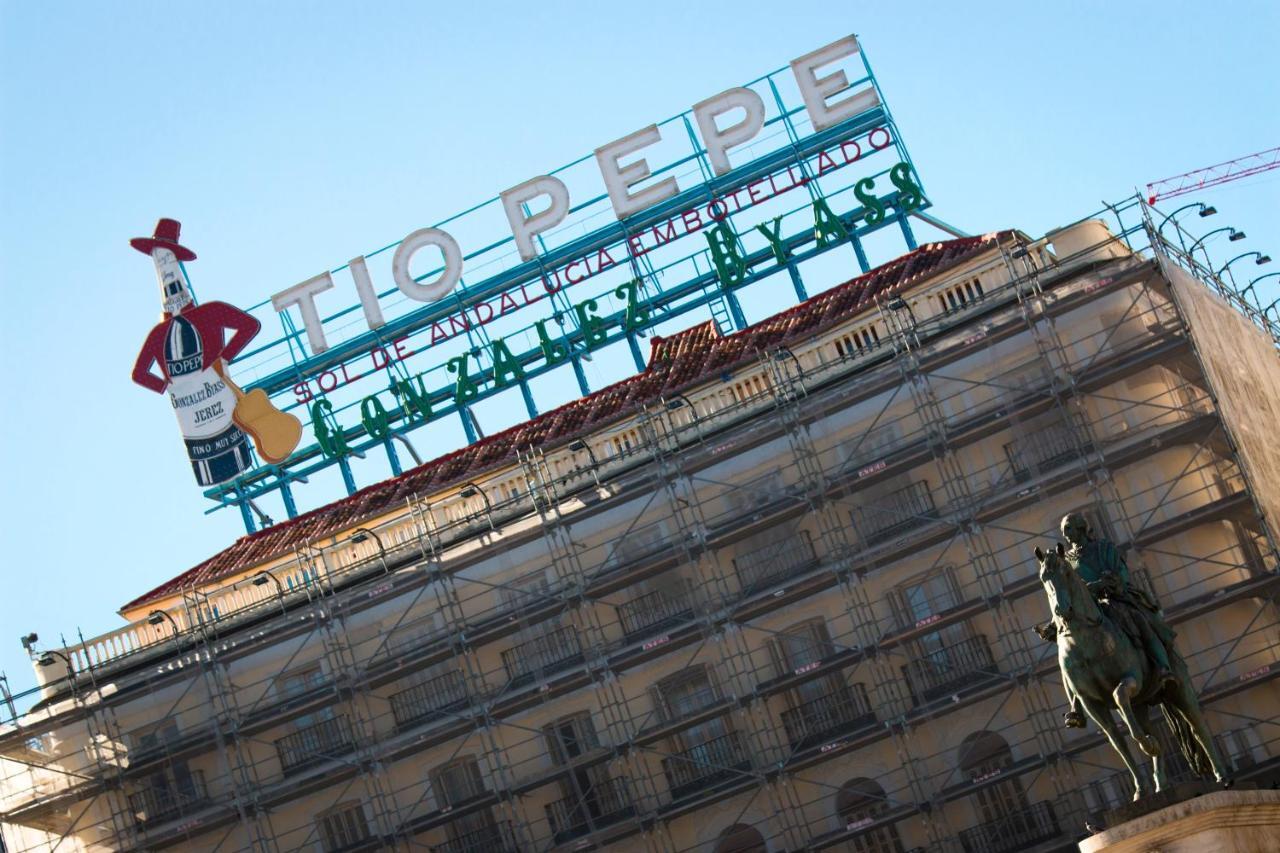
[3,197,1279,853]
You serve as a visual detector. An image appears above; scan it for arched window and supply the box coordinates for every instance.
[835,777,903,853]
[713,822,767,853]
[958,730,1029,824]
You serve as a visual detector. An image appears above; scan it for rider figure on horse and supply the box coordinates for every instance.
[1041,512,1179,727]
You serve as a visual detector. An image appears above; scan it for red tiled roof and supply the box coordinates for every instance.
[121,231,1014,613]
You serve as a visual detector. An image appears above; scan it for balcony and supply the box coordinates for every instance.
[127,770,208,827]
[500,624,584,686]
[901,634,998,706]
[958,801,1060,853]
[616,581,695,642]
[390,670,469,730]
[661,731,752,801]
[544,776,636,843]
[854,481,938,546]
[432,819,518,853]
[274,715,354,776]
[780,681,875,749]
[1005,423,1082,482]
[733,529,818,595]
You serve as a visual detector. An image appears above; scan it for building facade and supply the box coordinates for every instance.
[3,204,1278,853]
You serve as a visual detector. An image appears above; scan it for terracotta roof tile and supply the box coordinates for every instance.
[120,231,1014,613]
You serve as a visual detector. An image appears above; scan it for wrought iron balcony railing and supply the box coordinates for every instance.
[854,481,939,546]
[500,624,583,685]
[432,818,518,853]
[733,528,818,594]
[616,581,695,641]
[1004,423,1083,482]
[901,634,998,705]
[127,769,208,827]
[958,800,1060,853]
[544,776,636,843]
[274,715,354,776]
[780,681,875,749]
[390,669,469,730]
[661,730,752,801]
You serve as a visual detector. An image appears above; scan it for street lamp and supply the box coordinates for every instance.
[662,394,703,442]
[1156,202,1216,247]
[1217,252,1271,279]
[147,609,181,643]
[1187,227,1246,259]
[459,481,494,530]
[36,649,75,674]
[251,570,287,613]
[566,439,602,486]
[349,527,388,571]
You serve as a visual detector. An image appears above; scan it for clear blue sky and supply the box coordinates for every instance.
[1,1,1276,694]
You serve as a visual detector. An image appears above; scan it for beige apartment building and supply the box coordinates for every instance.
[2,202,1278,853]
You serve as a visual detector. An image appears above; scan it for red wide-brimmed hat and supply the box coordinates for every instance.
[130,218,197,262]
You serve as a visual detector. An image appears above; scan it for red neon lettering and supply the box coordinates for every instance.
[651,219,678,247]
[448,314,471,336]
[628,233,648,257]
[542,271,562,294]
[293,382,313,404]
[499,291,519,314]
[681,208,703,233]
[747,179,768,204]
[869,127,891,149]
[840,140,862,164]
[370,347,389,370]
[519,283,540,306]
[393,337,413,359]
[564,260,585,284]
[339,362,360,384]
[431,322,447,345]
[707,198,729,221]
[816,151,838,175]
[473,300,494,325]
[596,246,616,271]
[318,371,338,393]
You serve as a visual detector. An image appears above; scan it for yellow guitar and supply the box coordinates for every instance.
[214,361,303,464]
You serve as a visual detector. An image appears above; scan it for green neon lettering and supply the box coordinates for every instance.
[360,395,391,442]
[490,337,525,388]
[575,298,607,349]
[854,177,885,226]
[705,222,746,289]
[755,216,788,264]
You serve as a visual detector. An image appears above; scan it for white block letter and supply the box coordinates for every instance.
[501,175,570,262]
[595,125,679,220]
[790,35,880,132]
[347,255,385,331]
[272,273,334,355]
[392,228,462,303]
[693,87,766,177]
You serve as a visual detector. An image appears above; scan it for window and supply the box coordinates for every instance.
[276,665,332,729]
[894,568,960,629]
[771,619,834,676]
[958,731,1029,824]
[432,757,486,808]
[545,714,600,764]
[835,777,902,853]
[654,666,720,721]
[318,802,371,853]
[713,823,768,853]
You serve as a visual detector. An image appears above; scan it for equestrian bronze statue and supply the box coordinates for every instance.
[1033,513,1229,799]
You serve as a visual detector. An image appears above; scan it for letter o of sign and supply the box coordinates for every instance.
[392,228,463,303]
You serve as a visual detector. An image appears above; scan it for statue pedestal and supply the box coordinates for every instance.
[1079,788,1280,852]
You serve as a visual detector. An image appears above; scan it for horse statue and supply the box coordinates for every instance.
[1033,541,1230,799]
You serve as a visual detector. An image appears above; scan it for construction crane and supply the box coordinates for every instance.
[1147,147,1280,204]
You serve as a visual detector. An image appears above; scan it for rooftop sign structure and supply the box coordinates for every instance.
[129,34,932,533]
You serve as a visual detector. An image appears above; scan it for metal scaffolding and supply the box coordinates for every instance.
[3,196,1279,853]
